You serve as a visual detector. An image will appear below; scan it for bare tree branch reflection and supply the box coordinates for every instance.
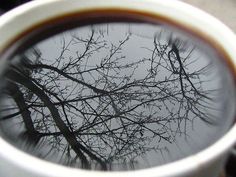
[0,24,221,170]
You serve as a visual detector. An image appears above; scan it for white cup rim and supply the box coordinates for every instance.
[0,0,236,177]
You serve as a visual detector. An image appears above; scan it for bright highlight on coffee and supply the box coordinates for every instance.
[0,11,235,171]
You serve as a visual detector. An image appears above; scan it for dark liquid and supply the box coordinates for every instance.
[0,14,235,171]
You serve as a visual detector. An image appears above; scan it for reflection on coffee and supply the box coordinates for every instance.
[0,20,235,171]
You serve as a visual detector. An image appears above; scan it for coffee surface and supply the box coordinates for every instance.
[0,22,235,171]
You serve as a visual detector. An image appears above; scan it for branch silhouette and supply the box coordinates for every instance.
[0,25,219,170]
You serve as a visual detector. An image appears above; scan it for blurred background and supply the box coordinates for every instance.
[0,0,235,176]
[183,0,236,33]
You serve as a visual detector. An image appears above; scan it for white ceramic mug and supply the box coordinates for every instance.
[0,0,236,177]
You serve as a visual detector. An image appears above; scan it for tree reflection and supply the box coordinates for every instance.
[0,23,222,170]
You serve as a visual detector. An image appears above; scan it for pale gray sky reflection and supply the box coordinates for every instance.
[0,22,234,171]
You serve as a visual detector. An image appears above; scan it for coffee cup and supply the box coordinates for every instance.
[0,0,236,177]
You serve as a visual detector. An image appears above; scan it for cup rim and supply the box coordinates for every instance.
[0,0,236,176]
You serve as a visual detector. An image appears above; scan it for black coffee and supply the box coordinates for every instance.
[0,11,235,171]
